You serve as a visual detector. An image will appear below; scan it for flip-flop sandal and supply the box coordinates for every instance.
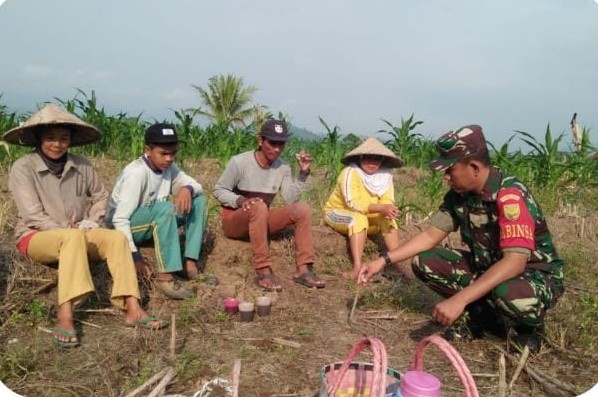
[293,270,326,289]
[50,326,79,348]
[125,316,169,330]
[255,269,282,292]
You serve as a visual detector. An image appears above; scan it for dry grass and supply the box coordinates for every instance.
[0,160,597,397]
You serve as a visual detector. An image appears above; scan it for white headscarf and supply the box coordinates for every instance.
[350,163,393,197]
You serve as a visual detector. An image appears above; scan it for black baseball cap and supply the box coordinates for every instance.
[145,123,179,145]
[260,119,289,142]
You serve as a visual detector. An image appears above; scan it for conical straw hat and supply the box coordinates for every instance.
[2,103,101,147]
[342,137,403,168]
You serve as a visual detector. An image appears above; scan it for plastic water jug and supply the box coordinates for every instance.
[396,370,442,397]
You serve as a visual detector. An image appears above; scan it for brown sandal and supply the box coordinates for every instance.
[293,264,325,289]
[255,267,282,292]
[293,270,325,288]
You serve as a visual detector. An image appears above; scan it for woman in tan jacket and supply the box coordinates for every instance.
[3,103,167,347]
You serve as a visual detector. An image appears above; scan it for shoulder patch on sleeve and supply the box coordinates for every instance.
[503,203,521,221]
[498,186,535,251]
[499,193,520,203]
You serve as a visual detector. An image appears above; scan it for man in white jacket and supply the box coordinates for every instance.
[106,123,209,299]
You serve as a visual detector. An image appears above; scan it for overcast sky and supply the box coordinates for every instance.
[0,0,597,147]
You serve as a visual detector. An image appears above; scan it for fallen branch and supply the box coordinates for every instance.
[37,326,52,334]
[360,317,390,332]
[411,319,434,326]
[271,337,302,349]
[124,367,170,397]
[470,373,499,378]
[32,280,57,294]
[358,314,398,320]
[74,308,119,315]
[508,346,529,391]
[497,347,577,397]
[223,336,302,349]
[147,367,177,397]
[17,277,54,283]
[74,319,101,329]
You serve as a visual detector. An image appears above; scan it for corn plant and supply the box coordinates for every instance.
[515,125,567,188]
[378,115,439,170]
[310,116,347,187]
[173,109,206,159]
[56,89,147,160]
[488,135,517,173]
[379,114,423,163]
[0,98,29,166]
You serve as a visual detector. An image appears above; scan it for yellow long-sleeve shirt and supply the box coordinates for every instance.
[324,166,395,214]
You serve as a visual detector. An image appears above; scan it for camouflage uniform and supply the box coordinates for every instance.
[418,125,564,329]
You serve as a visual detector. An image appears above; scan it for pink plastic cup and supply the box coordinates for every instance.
[400,371,442,397]
[223,297,240,315]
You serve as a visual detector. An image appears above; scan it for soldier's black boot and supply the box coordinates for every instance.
[442,299,508,341]
[511,322,545,354]
[469,299,510,338]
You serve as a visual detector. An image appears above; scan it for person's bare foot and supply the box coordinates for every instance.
[293,264,325,288]
[53,302,78,345]
[255,267,282,291]
[53,318,77,344]
[124,298,168,329]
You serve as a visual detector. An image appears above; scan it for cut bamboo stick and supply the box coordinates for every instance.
[498,353,506,397]
[231,359,241,397]
[170,313,176,360]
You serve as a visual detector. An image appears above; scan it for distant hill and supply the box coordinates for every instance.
[289,124,322,141]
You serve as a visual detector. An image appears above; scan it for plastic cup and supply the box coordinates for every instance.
[223,297,240,315]
[400,371,442,397]
[239,302,255,322]
[256,296,272,316]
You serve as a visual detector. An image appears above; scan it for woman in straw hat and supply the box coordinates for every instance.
[324,137,414,279]
[3,103,167,347]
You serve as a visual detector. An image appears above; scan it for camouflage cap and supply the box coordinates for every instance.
[429,124,488,171]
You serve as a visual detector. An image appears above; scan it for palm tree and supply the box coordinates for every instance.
[191,74,259,131]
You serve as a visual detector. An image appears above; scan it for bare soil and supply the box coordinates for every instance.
[0,157,597,397]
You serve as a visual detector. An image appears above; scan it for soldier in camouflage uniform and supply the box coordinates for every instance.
[358,125,564,352]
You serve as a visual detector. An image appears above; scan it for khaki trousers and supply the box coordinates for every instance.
[27,228,140,309]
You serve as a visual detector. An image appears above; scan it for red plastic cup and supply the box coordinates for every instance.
[223,297,240,315]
